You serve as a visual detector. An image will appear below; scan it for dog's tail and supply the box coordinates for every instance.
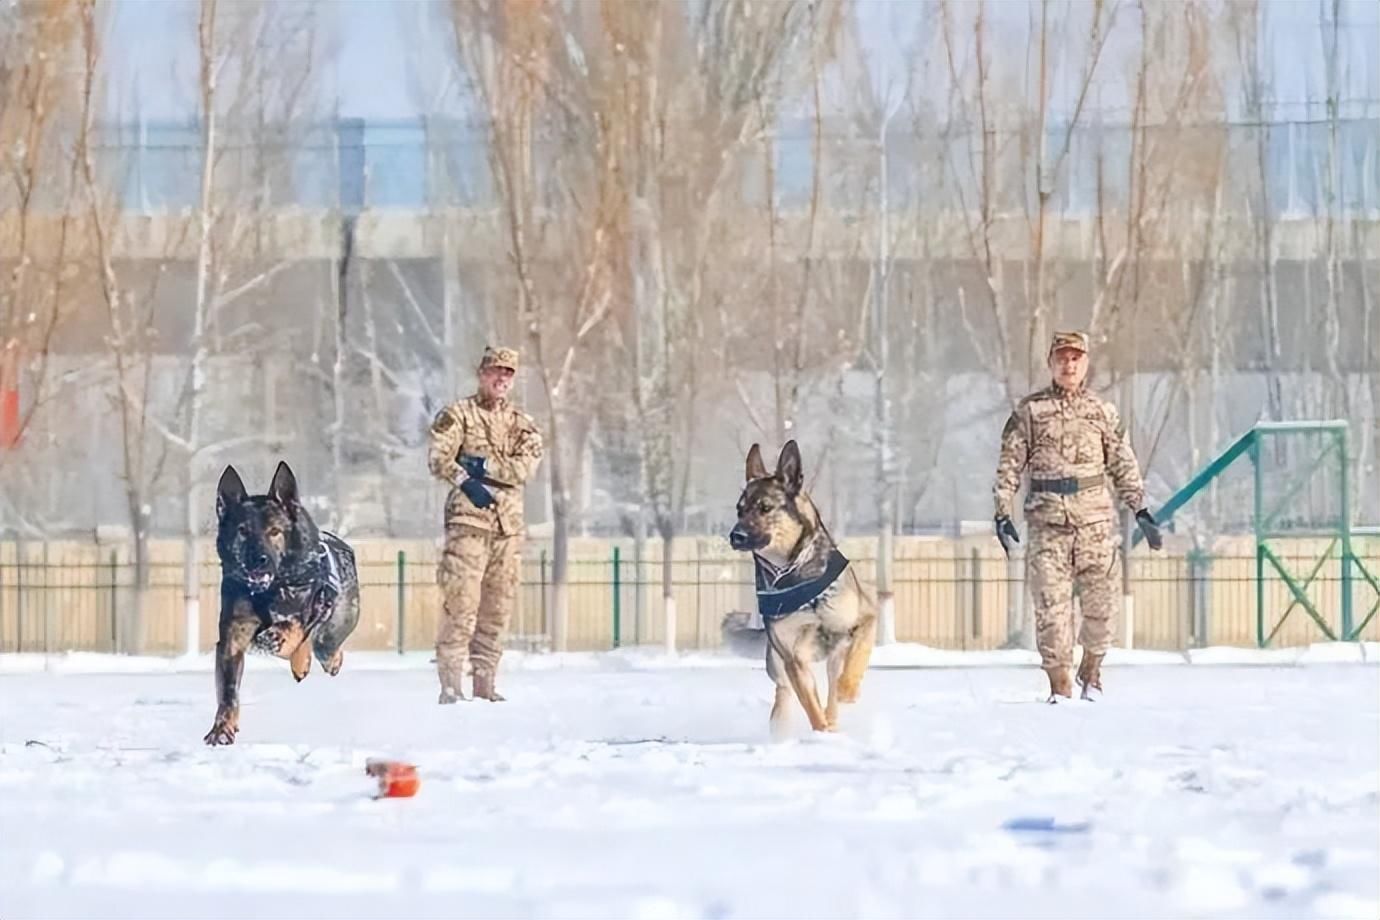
[720,610,767,658]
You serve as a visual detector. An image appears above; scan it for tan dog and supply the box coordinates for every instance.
[724,441,877,737]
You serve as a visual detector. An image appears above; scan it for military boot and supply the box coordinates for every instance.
[472,670,506,702]
[1077,652,1104,701]
[1044,666,1073,703]
[437,657,468,704]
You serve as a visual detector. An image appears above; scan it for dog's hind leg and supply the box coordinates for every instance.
[837,613,877,704]
[825,642,848,729]
[769,686,794,740]
[313,633,346,676]
[312,588,359,677]
[765,645,794,741]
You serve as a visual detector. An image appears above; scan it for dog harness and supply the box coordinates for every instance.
[753,548,851,621]
[269,537,342,635]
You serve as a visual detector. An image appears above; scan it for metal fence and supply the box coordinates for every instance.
[1,542,1376,656]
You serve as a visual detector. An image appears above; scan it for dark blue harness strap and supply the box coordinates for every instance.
[756,549,850,621]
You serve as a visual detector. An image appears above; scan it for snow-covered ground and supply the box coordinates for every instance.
[2,649,1377,920]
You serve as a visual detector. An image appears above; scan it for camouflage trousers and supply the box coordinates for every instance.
[436,524,521,697]
[1028,519,1120,670]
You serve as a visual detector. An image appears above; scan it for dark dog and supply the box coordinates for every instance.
[723,441,877,737]
[204,461,361,746]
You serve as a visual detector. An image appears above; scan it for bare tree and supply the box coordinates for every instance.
[446,0,622,649]
[168,0,322,653]
[1230,0,1285,424]
[72,0,195,651]
[0,2,84,459]
[591,0,829,643]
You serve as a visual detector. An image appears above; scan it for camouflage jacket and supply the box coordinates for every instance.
[993,384,1146,526]
[428,395,544,536]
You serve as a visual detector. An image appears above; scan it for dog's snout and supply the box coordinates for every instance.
[728,527,749,550]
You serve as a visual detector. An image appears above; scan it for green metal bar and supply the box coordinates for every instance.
[1133,428,1257,548]
[612,546,621,649]
[1251,420,1349,432]
[1261,539,1336,645]
[1259,435,1339,535]
[1347,556,1380,639]
[1261,544,1337,642]
[1337,427,1353,638]
[396,550,405,654]
[1253,437,1265,648]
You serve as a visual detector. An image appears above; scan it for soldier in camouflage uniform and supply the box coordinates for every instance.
[428,346,544,703]
[992,331,1163,702]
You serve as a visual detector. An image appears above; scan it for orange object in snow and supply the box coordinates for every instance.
[365,759,420,798]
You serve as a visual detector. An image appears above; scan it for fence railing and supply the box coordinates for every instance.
[0,537,1375,655]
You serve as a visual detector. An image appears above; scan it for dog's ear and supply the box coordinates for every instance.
[216,466,247,519]
[775,440,803,496]
[268,461,299,507]
[745,443,768,482]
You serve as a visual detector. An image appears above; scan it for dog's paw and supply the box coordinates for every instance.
[322,649,343,676]
[836,679,862,704]
[260,621,307,660]
[290,641,312,682]
[203,709,239,746]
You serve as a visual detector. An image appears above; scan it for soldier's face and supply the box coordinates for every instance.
[1049,347,1088,389]
[479,366,515,401]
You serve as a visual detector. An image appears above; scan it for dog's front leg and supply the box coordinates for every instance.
[205,604,258,746]
[768,622,831,732]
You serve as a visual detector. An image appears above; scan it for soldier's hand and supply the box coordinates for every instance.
[459,453,488,479]
[1135,508,1163,551]
[450,467,469,488]
[460,477,497,510]
[995,516,1021,558]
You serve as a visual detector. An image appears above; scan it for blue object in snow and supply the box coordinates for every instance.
[1002,816,1092,834]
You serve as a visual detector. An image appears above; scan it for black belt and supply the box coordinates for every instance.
[1030,476,1104,495]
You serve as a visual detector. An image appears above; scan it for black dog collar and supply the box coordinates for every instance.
[754,548,850,621]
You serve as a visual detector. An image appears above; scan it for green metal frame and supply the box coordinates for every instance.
[1131,420,1375,647]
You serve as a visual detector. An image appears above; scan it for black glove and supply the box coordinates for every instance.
[455,454,496,508]
[459,454,488,480]
[459,476,496,509]
[1135,508,1163,550]
[995,516,1021,558]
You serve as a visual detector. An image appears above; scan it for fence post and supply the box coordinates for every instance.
[970,547,982,644]
[110,550,118,653]
[1188,549,1209,648]
[696,541,703,649]
[612,546,621,649]
[396,550,406,655]
[540,549,548,640]
[42,540,51,656]
[16,540,23,652]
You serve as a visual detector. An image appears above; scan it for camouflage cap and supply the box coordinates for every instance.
[1049,331,1089,355]
[479,345,519,373]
